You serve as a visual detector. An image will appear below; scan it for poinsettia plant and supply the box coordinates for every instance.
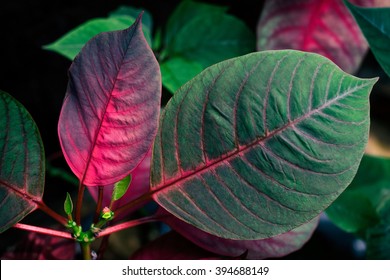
[0,0,388,259]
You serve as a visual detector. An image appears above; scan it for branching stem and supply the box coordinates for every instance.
[36,201,68,226]
[13,223,73,240]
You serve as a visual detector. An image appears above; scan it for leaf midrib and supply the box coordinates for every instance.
[153,82,370,194]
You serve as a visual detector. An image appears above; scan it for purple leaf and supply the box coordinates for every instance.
[131,231,221,260]
[0,90,45,233]
[256,0,386,73]
[159,208,319,259]
[58,14,161,187]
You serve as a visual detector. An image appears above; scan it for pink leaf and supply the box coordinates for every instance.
[256,0,387,73]
[131,231,221,260]
[58,14,161,186]
[159,208,319,259]
[87,148,151,219]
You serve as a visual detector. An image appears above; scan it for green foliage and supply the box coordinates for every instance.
[326,155,390,258]
[43,7,153,60]
[344,1,390,76]
[112,175,132,202]
[64,192,73,216]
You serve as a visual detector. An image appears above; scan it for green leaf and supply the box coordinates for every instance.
[112,175,132,201]
[326,155,390,233]
[161,57,204,93]
[164,0,228,47]
[366,223,390,259]
[344,1,390,76]
[151,50,377,240]
[64,192,73,216]
[161,0,255,94]
[43,10,152,60]
[0,90,45,233]
[109,6,153,32]
[326,191,380,233]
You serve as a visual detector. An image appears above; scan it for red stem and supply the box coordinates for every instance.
[114,192,153,218]
[98,214,161,237]
[13,223,73,240]
[36,201,68,226]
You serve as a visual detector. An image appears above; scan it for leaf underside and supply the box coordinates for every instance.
[256,0,377,73]
[58,15,161,187]
[151,50,376,240]
[0,90,45,233]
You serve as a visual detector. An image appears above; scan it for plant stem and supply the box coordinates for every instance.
[94,186,104,224]
[80,242,92,260]
[13,223,73,239]
[36,201,68,226]
[98,214,161,237]
[114,192,153,218]
[75,183,85,225]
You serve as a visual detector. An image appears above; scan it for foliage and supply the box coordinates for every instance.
[0,0,387,260]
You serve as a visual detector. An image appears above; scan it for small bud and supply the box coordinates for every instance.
[101,207,114,220]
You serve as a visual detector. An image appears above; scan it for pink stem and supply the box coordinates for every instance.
[75,183,85,225]
[94,186,104,223]
[98,214,162,237]
[114,192,154,218]
[13,223,73,240]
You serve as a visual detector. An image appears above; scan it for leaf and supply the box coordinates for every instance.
[326,155,390,233]
[0,90,45,233]
[64,192,73,216]
[87,148,151,219]
[131,231,221,260]
[43,10,152,60]
[159,208,319,259]
[161,0,255,94]
[109,6,153,32]
[365,223,390,259]
[256,0,383,73]
[58,15,161,187]
[150,50,376,240]
[164,0,228,47]
[344,1,390,77]
[1,230,75,260]
[112,175,132,201]
[160,57,204,93]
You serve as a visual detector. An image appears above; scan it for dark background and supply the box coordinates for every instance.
[0,0,388,259]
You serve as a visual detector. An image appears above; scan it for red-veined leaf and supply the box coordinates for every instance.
[159,208,319,259]
[0,90,45,233]
[58,14,161,187]
[256,0,387,73]
[150,50,376,240]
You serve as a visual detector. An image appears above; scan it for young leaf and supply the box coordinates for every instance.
[326,155,390,233]
[344,1,390,76]
[256,0,382,73]
[151,50,377,240]
[112,175,132,202]
[64,192,73,216]
[161,0,255,94]
[0,90,45,233]
[159,208,319,259]
[43,9,152,60]
[58,15,161,187]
